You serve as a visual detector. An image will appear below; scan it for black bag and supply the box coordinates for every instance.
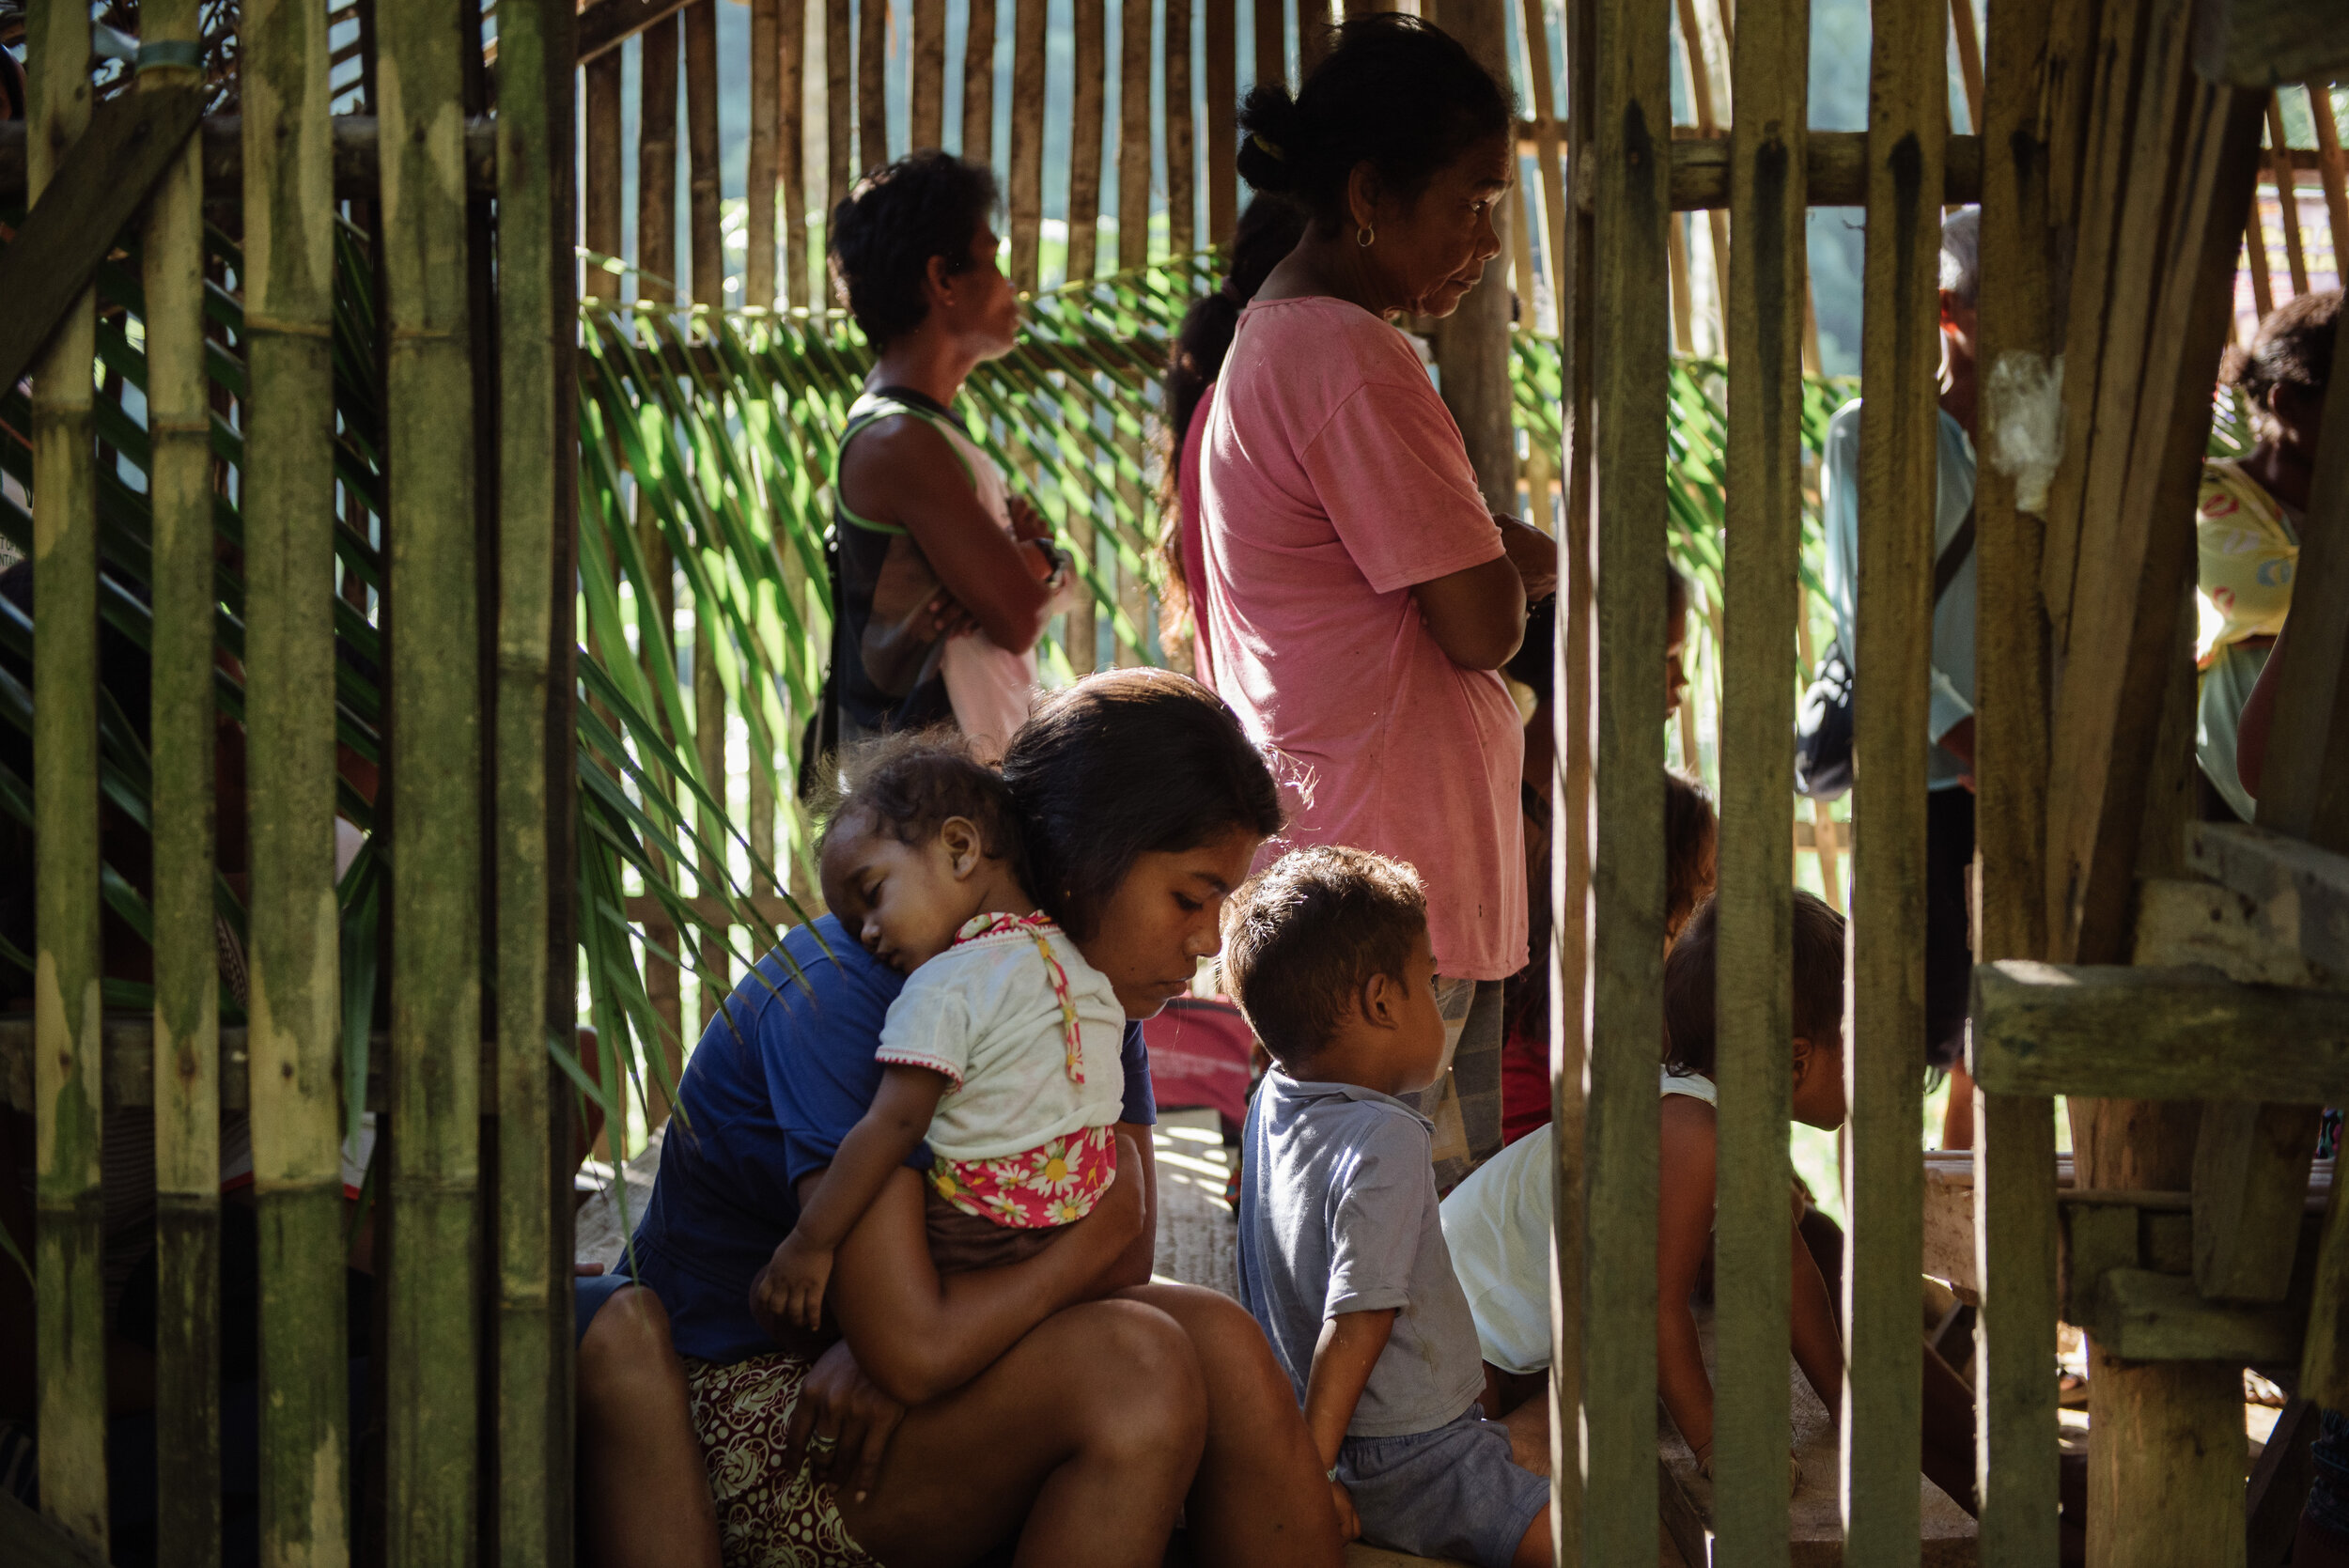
[1793,505,1977,800]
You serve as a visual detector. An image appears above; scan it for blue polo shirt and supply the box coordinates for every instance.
[630,914,1158,1365]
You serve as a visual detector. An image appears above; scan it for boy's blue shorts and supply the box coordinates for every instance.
[1340,1405,1548,1568]
[574,1269,635,1345]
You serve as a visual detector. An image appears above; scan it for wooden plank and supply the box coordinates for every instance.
[1119,0,1153,269]
[2192,1102,2319,1301]
[1660,129,1983,210]
[748,0,782,312]
[583,52,624,301]
[1710,0,1805,1550]
[2310,85,2349,273]
[0,1492,110,1568]
[2248,1398,2321,1568]
[577,0,692,62]
[0,83,201,396]
[2194,0,2349,91]
[2266,94,2310,295]
[2085,1267,2306,1362]
[1844,0,1942,1557]
[1971,960,2349,1101]
[380,0,485,1551]
[1167,0,1196,256]
[1949,0,1983,132]
[827,0,853,229]
[1205,0,1236,242]
[1069,0,1109,283]
[2247,202,2278,321]
[1581,0,1671,1551]
[140,7,221,1565]
[1008,0,1049,289]
[2185,824,2349,975]
[495,4,573,1560]
[685,0,723,311]
[911,0,947,149]
[962,0,998,162]
[782,0,812,309]
[1518,0,1569,334]
[1671,0,1730,347]
[2130,876,2340,986]
[1970,0,2069,1555]
[640,13,681,301]
[1664,207,1696,353]
[1253,0,1285,87]
[0,1019,486,1117]
[859,0,887,174]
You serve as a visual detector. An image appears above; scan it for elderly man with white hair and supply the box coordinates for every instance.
[1816,205,1982,1150]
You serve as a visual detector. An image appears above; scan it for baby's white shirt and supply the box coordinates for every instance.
[873,921,1128,1163]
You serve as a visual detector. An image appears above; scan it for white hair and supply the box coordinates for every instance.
[1939,206,1980,307]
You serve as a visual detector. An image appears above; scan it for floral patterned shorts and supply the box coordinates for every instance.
[927,1120,1118,1227]
[684,1353,879,1568]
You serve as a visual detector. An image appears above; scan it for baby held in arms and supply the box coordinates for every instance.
[759,732,1130,1330]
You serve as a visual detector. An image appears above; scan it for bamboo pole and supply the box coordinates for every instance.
[2246,210,2276,321]
[1008,0,1048,289]
[2268,93,2310,296]
[1168,0,1196,257]
[642,15,681,302]
[26,1,104,1546]
[860,0,887,174]
[2311,84,2349,276]
[1579,0,1672,1551]
[827,0,853,221]
[1069,0,1108,284]
[584,51,624,302]
[688,0,729,1038]
[912,0,947,148]
[1672,0,1732,344]
[686,0,723,316]
[1520,0,1569,335]
[1254,0,1285,87]
[1970,0,2067,1555]
[144,2,222,1560]
[1711,0,1806,1548]
[963,0,998,161]
[379,0,484,1549]
[784,0,812,308]
[493,2,572,1561]
[1206,0,1236,242]
[1666,210,1697,352]
[1845,0,1944,1556]
[750,0,782,313]
[1950,0,1983,132]
[1119,0,1152,270]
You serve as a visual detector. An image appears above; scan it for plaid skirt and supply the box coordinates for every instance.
[685,1353,880,1568]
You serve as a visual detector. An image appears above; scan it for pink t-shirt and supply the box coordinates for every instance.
[1175,380,1220,690]
[1199,296,1527,981]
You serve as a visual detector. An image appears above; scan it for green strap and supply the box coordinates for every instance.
[832,394,981,536]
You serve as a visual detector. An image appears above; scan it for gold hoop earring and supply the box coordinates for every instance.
[1356,224,1376,249]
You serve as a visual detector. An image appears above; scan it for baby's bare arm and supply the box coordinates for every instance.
[791,1064,952,1253]
[1657,1095,1719,1464]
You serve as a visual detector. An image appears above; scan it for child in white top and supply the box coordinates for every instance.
[761,733,1128,1329]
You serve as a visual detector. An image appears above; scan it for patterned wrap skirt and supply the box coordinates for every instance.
[685,1352,881,1568]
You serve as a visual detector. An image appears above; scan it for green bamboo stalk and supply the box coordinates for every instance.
[26,0,107,1551]
[378,0,483,1555]
[495,1,569,1561]
[143,2,223,1562]
[238,3,350,1563]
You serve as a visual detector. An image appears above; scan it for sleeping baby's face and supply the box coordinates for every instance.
[819,812,982,974]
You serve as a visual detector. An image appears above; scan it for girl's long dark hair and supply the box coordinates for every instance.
[1159,196,1309,630]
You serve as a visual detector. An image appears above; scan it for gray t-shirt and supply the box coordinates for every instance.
[1237,1072,1487,1438]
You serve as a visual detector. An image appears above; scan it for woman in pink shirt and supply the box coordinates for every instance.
[1201,14,1557,1188]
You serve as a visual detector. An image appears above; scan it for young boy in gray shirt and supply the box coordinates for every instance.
[1225,846,1550,1568]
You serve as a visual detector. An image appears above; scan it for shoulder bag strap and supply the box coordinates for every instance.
[1932,503,1977,608]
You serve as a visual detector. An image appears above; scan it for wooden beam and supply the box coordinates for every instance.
[2131,875,2341,986]
[578,0,692,63]
[2184,822,2349,979]
[583,54,624,301]
[0,1492,109,1568]
[2192,1101,2320,1301]
[962,0,998,162]
[2082,1267,2306,1362]
[2194,0,2349,90]
[1971,959,2349,1102]
[2267,94,2311,295]
[0,82,201,396]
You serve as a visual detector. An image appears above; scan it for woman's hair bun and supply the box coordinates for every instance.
[1235,84,1303,194]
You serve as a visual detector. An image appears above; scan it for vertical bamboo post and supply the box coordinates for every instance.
[1169,0,1197,257]
[1299,0,1331,73]
[686,0,724,314]
[1970,0,2063,1557]
[379,0,483,1549]
[2310,84,2349,271]
[242,1,351,1561]
[1009,0,1049,289]
[964,0,999,160]
[1254,0,1285,87]
[1206,0,1237,242]
[860,0,889,173]
[2267,94,2310,296]
[1665,210,1697,353]
[784,0,813,309]
[1711,0,1806,1550]
[584,51,624,302]
[1672,0,1731,342]
[26,2,104,1547]
[642,16,681,303]
[1519,0,1569,337]
[751,0,784,314]
[2246,207,2277,321]
[1427,0,1517,512]
[912,0,947,147]
[1070,0,1109,283]
[1950,0,1984,132]
[1845,0,1943,1557]
[145,2,222,1560]
[1119,0,1153,270]
[495,5,574,1560]
[828,0,854,218]
[687,0,731,1028]
[1579,0,1671,1553]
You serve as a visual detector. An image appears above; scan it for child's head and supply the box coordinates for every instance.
[828,149,1018,358]
[1662,890,1847,1128]
[1220,846,1444,1092]
[817,731,1028,973]
[1663,769,1719,944]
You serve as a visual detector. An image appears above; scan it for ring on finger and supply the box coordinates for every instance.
[807,1433,839,1456]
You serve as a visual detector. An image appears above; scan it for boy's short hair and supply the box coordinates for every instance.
[828,149,1000,349]
[1663,770,1719,941]
[817,728,1024,866]
[1661,890,1845,1079]
[1221,846,1428,1068]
